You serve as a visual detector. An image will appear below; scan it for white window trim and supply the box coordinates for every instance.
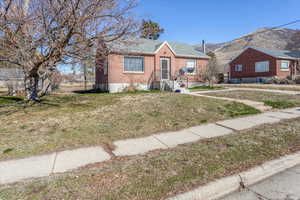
[255,61,269,73]
[186,59,197,75]
[280,60,290,71]
[123,56,145,73]
[234,64,243,72]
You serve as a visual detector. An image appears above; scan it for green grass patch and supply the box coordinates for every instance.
[223,102,261,117]
[1,118,300,200]
[264,100,296,109]
[189,85,224,92]
[0,96,23,105]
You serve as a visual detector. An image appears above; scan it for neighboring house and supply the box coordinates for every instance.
[229,47,300,83]
[95,38,210,93]
[0,67,24,86]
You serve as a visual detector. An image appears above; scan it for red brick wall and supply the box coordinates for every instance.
[230,48,277,79]
[275,59,294,78]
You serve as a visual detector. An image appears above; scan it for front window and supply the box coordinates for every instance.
[186,60,197,74]
[124,56,144,73]
[255,61,269,72]
[234,65,243,72]
[281,61,289,71]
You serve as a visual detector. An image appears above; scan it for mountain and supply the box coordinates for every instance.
[196,28,299,72]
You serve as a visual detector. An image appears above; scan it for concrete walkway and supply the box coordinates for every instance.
[189,92,272,112]
[226,87,300,95]
[220,164,300,200]
[193,87,300,95]
[0,107,300,185]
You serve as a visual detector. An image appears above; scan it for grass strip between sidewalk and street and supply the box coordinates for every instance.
[1,118,300,200]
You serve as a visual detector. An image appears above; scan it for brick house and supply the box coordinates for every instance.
[229,47,300,83]
[95,38,210,93]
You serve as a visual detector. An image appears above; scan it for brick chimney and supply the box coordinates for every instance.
[202,40,206,54]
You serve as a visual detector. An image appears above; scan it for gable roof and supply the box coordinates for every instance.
[110,38,210,59]
[230,46,300,64]
[249,47,300,60]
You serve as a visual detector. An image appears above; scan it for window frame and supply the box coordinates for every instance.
[255,61,270,73]
[280,60,290,71]
[234,64,243,72]
[186,59,197,75]
[123,56,145,73]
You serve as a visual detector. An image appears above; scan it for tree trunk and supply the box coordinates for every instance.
[25,73,40,101]
[83,64,87,90]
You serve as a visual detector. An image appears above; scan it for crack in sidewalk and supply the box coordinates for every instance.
[50,152,58,174]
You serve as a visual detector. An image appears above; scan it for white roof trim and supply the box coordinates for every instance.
[154,41,177,56]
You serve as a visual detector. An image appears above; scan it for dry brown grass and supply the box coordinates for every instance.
[0,92,259,160]
[1,118,299,200]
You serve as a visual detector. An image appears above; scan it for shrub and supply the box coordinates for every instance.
[265,77,295,85]
[265,77,279,84]
[295,77,300,84]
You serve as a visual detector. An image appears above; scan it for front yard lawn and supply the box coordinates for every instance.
[1,118,299,200]
[0,92,259,160]
[206,90,300,109]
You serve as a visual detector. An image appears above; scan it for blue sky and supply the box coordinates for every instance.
[135,0,300,44]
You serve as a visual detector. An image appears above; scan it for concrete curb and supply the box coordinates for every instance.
[167,151,300,200]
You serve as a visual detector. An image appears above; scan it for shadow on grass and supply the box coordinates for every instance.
[0,96,23,103]
[72,89,108,94]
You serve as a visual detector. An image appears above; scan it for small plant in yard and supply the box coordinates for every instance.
[264,100,296,109]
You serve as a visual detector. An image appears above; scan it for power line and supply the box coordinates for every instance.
[242,19,300,40]
[276,19,300,28]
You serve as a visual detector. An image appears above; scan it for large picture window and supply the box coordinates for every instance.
[186,60,197,74]
[124,56,144,73]
[255,61,269,72]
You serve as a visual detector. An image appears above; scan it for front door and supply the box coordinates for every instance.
[160,58,170,80]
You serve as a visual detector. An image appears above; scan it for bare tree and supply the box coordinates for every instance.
[0,0,139,101]
[203,52,218,87]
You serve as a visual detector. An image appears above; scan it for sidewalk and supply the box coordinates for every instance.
[0,107,300,185]
[189,92,272,112]
[194,87,300,95]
